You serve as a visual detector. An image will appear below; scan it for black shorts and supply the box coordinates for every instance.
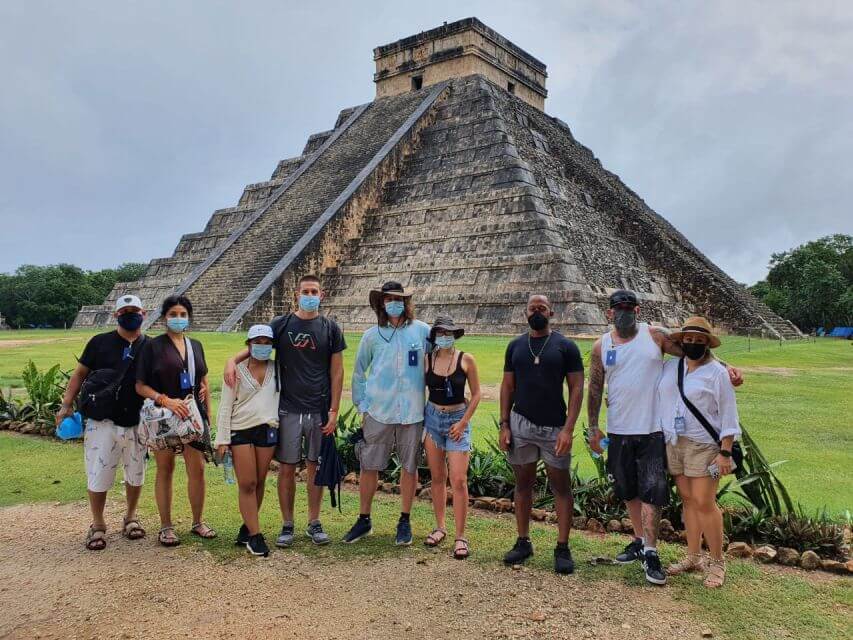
[606,432,669,507]
[230,424,279,448]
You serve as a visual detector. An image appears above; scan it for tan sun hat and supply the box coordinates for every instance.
[670,316,721,349]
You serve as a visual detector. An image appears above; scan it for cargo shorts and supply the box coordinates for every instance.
[356,413,423,474]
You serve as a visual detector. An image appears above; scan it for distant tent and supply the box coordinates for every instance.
[827,327,853,338]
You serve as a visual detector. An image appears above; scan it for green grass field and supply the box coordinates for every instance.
[1,328,851,513]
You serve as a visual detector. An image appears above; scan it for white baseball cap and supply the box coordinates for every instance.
[115,294,143,312]
[247,324,274,340]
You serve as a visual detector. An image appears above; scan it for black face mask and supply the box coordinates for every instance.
[682,342,708,361]
[613,309,636,333]
[527,312,549,331]
[116,312,143,331]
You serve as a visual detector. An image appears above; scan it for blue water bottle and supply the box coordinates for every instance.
[223,451,236,485]
[56,412,83,440]
[591,437,610,459]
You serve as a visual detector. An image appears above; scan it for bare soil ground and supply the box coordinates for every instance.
[0,502,709,640]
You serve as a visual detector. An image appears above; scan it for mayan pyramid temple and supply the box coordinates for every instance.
[74,18,801,338]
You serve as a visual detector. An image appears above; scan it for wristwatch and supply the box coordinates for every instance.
[719,449,732,458]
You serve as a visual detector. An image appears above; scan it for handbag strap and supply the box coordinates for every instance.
[116,335,146,385]
[184,337,196,389]
[677,357,721,446]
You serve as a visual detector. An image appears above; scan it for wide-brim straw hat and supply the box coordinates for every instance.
[369,281,413,310]
[430,315,465,340]
[670,316,721,349]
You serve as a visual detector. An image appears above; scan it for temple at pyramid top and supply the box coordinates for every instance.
[374,18,548,110]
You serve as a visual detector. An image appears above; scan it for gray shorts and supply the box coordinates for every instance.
[356,413,423,474]
[507,410,571,470]
[276,411,324,465]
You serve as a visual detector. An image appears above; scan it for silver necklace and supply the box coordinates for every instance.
[528,331,552,365]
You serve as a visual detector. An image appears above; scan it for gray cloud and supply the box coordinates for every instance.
[1,1,850,285]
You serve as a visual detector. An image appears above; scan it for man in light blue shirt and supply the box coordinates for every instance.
[343,281,430,546]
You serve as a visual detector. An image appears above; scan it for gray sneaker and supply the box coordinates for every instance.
[276,523,295,548]
[306,520,331,545]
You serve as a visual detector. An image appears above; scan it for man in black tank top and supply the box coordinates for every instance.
[498,295,584,574]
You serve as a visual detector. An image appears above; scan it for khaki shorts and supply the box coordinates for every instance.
[356,413,423,474]
[83,419,147,492]
[666,436,719,477]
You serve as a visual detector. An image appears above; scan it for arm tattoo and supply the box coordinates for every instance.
[587,345,604,430]
[651,326,682,357]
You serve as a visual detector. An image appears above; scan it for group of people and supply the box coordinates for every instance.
[57,277,743,588]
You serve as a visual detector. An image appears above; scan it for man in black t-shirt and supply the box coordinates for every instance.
[56,294,149,550]
[498,294,584,574]
[224,275,345,547]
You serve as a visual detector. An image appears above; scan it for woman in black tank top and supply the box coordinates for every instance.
[422,316,481,559]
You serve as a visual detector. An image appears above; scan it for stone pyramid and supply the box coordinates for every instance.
[75,18,801,339]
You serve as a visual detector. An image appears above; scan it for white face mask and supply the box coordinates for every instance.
[250,344,273,361]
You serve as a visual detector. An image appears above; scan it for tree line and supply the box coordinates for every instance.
[749,234,852,332]
[0,263,147,328]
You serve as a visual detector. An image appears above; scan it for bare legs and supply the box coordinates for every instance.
[511,463,537,538]
[545,465,572,544]
[153,446,207,529]
[232,444,275,535]
[424,436,470,539]
[279,461,324,524]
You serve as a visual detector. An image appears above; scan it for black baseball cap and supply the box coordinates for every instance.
[608,289,638,308]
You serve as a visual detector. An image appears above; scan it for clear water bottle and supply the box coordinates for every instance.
[591,437,610,459]
[223,451,236,485]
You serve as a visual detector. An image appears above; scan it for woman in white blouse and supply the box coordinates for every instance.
[215,325,280,557]
[656,316,740,588]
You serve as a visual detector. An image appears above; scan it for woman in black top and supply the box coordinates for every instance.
[422,315,481,559]
[135,295,216,547]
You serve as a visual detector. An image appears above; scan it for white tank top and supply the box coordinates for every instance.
[601,322,663,435]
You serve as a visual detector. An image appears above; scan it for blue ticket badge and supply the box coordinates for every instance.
[674,415,686,435]
[267,426,279,445]
[605,349,617,366]
[408,349,419,367]
[179,371,192,391]
[122,346,132,361]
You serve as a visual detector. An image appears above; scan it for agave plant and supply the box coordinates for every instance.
[760,505,846,558]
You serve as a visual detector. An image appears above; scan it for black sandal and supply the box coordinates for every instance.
[453,538,470,560]
[86,525,107,551]
[123,516,146,540]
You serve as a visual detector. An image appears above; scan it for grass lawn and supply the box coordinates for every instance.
[1,328,851,514]
[0,431,850,640]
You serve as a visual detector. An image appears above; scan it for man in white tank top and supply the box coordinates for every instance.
[586,290,743,586]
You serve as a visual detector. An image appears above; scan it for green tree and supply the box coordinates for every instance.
[750,234,853,331]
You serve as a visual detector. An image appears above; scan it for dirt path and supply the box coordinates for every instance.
[0,502,706,640]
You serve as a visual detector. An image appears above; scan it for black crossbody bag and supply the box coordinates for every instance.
[676,357,743,469]
[78,336,147,422]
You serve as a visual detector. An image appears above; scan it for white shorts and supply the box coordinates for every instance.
[83,418,147,492]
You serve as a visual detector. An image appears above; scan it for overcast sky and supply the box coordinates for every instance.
[1,1,850,284]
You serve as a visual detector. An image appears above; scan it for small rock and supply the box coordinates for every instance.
[420,488,431,500]
[573,516,587,530]
[343,472,358,484]
[820,559,844,573]
[799,550,820,570]
[659,518,675,539]
[546,511,558,523]
[528,611,546,622]
[416,558,428,565]
[586,518,605,533]
[845,559,853,574]
[726,541,753,558]
[621,517,634,533]
[753,546,777,563]
[496,498,513,512]
[777,547,800,566]
[606,519,622,533]
[512,564,522,571]
[473,498,492,510]
[701,628,714,638]
[530,508,547,522]
[621,623,630,629]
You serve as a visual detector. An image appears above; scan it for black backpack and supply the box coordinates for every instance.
[78,336,146,423]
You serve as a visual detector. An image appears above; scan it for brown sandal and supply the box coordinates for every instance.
[158,526,181,547]
[703,559,726,588]
[86,525,107,551]
[122,516,146,540]
[191,522,217,539]
[667,553,705,576]
[453,538,470,560]
[424,528,447,547]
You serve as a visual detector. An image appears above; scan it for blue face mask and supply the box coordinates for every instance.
[385,300,405,317]
[250,344,273,361]
[299,294,321,312]
[166,317,189,333]
[434,336,455,349]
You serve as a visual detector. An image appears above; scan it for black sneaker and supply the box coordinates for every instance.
[234,524,249,546]
[503,537,534,565]
[343,517,373,544]
[554,546,575,574]
[395,519,413,546]
[614,538,644,564]
[642,550,667,585]
[246,533,270,557]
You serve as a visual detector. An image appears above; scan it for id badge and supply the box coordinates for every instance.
[266,426,279,445]
[674,416,686,435]
[122,346,132,361]
[605,349,617,366]
[179,371,192,391]
[408,349,419,367]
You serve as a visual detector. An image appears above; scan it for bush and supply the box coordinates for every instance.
[759,506,846,559]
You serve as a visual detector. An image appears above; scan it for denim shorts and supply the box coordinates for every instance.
[424,403,471,452]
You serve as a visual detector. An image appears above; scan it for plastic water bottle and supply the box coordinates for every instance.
[591,437,610,459]
[56,412,83,440]
[223,451,236,485]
